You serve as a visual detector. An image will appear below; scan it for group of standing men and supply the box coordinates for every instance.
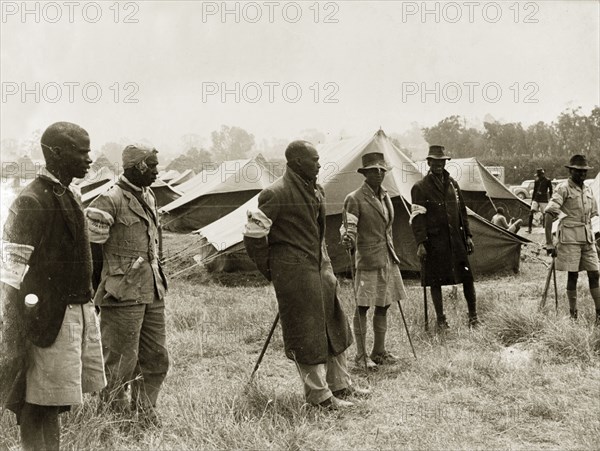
[1,124,598,447]
[244,142,481,409]
[1,122,169,450]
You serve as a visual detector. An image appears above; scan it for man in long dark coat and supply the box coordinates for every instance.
[243,140,368,409]
[410,145,479,329]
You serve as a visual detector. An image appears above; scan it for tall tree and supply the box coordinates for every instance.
[210,125,255,161]
[554,107,594,156]
[422,116,483,157]
[91,154,114,172]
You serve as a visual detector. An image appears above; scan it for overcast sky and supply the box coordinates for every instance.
[1,0,599,154]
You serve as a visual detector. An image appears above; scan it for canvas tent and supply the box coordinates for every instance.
[81,176,182,209]
[159,170,180,184]
[173,164,221,193]
[160,154,276,232]
[76,167,116,195]
[169,169,195,186]
[193,130,529,274]
[81,179,116,207]
[150,179,182,208]
[416,158,530,222]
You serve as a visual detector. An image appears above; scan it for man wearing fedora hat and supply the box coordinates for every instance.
[528,168,552,233]
[340,152,408,368]
[544,155,599,323]
[409,145,478,329]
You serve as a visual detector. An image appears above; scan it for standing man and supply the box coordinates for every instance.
[410,145,478,329]
[1,122,106,450]
[340,152,407,369]
[86,145,169,427]
[544,155,599,322]
[528,168,552,233]
[243,140,368,409]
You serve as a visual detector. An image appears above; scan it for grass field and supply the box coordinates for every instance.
[1,230,599,450]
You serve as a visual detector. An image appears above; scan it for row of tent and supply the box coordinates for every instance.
[77,130,600,276]
[78,155,276,215]
[190,130,533,275]
[78,167,183,208]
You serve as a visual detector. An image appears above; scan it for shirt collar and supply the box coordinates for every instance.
[364,181,386,199]
[39,167,74,193]
[120,174,144,192]
[567,178,584,192]
[286,165,317,190]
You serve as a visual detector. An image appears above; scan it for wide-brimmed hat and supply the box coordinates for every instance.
[535,168,545,176]
[426,145,451,160]
[565,154,593,170]
[357,152,389,173]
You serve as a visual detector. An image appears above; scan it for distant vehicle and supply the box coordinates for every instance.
[485,166,505,184]
[510,180,535,199]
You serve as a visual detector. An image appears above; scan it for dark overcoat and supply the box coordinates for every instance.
[1,175,92,417]
[3,176,92,346]
[244,167,352,365]
[410,171,473,286]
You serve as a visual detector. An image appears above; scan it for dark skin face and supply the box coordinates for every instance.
[126,154,159,187]
[569,168,587,186]
[290,145,320,181]
[428,158,446,177]
[363,168,386,192]
[45,132,92,185]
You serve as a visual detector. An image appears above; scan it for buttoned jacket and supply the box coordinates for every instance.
[87,183,167,306]
[342,182,400,270]
[545,179,598,245]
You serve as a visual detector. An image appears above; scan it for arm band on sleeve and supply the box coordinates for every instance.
[340,212,358,238]
[244,208,273,239]
[0,242,35,289]
[409,204,427,225]
[85,207,115,244]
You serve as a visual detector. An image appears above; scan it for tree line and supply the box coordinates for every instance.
[2,107,598,185]
[422,107,600,183]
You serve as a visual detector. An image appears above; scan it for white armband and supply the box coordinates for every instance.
[85,207,115,244]
[340,212,358,238]
[409,204,427,225]
[244,208,273,239]
[0,242,35,289]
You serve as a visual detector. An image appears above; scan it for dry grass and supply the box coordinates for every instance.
[1,229,600,450]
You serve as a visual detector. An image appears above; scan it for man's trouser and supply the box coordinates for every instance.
[295,351,351,405]
[100,302,169,409]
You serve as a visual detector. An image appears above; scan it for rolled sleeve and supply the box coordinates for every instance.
[545,185,567,217]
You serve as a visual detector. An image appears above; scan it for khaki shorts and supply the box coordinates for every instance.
[26,302,106,406]
[355,254,407,307]
[530,201,547,213]
[555,242,600,272]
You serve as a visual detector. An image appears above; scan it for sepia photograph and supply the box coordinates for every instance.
[1,1,599,449]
